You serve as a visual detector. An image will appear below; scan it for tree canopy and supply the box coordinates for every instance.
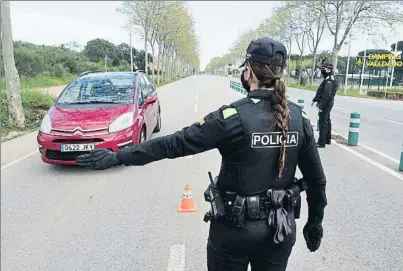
[205,0,403,75]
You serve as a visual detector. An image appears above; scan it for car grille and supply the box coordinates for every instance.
[45,149,113,161]
[52,138,105,144]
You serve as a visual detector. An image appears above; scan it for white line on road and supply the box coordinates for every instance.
[331,140,403,181]
[1,150,39,171]
[167,244,186,271]
[331,131,399,164]
[196,89,199,101]
[355,143,399,164]
[194,104,198,114]
[385,119,403,125]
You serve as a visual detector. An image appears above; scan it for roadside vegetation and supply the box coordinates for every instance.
[1,1,200,140]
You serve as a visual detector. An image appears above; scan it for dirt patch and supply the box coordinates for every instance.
[34,85,66,97]
[331,134,348,145]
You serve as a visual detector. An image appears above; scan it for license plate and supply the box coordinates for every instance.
[60,144,95,152]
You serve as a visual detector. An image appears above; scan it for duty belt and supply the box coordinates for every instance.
[223,192,294,222]
[221,188,301,244]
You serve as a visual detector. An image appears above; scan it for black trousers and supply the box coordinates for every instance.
[317,102,334,145]
[207,214,296,271]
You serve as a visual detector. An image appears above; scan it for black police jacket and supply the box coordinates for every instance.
[313,77,338,110]
[116,89,327,220]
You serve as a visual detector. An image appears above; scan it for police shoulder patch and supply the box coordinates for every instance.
[251,132,299,148]
[250,98,261,104]
[222,107,238,120]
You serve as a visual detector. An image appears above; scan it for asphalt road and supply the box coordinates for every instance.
[2,75,403,271]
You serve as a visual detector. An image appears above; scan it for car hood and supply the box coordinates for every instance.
[49,104,134,130]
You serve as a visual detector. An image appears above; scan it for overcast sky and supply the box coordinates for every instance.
[9,1,403,70]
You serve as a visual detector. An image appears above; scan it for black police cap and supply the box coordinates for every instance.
[239,37,287,68]
[322,63,333,69]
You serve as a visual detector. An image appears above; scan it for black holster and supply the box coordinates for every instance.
[203,175,226,223]
[287,178,304,219]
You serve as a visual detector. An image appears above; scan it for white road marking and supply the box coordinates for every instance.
[194,104,198,114]
[313,128,402,179]
[167,244,186,271]
[195,89,199,101]
[332,140,403,181]
[355,143,400,164]
[385,119,403,125]
[331,131,399,164]
[1,150,39,171]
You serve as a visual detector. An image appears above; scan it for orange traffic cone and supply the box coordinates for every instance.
[178,185,197,212]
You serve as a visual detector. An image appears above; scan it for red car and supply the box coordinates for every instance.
[37,71,161,165]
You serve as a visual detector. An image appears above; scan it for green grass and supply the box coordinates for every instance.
[286,82,403,98]
[1,90,54,137]
[1,73,76,91]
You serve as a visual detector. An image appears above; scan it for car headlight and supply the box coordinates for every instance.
[40,113,52,134]
[108,112,133,134]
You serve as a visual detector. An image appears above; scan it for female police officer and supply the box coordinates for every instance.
[76,37,327,271]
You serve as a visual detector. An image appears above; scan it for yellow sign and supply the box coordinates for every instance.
[356,53,403,68]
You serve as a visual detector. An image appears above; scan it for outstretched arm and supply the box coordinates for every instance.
[116,105,244,166]
[297,113,327,221]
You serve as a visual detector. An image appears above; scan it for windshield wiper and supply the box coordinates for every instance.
[58,101,119,104]
[86,100,119,104]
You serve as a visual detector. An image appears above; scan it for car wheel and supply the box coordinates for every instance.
[154,109,161,133]
[139,127,146,143]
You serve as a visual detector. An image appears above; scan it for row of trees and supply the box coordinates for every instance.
[118,1,200,84]
[0,39,154,78]
[1,0,201,131]
[206,1,403,85]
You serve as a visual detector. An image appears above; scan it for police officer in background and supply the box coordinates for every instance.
[76,37,328,271]
[312,63,339,148]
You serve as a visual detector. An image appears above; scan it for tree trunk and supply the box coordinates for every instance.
[151,44,155,81]
[311,52,317,85]
[1,1,25,129]
[144,29,148,74]
[156,43,162,84]
[161,45,167,82]
[298,53,303,84]
[164,49,169,82]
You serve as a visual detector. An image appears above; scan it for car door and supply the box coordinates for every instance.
[138,75,154,139]
[143,74,158,130]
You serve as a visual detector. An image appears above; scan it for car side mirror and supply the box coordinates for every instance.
[145,96,157,105]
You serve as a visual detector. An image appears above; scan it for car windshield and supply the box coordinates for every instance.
[56,73,136,105]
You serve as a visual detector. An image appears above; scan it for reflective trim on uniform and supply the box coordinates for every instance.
[222,107,238,119]
[301,111,309,120]
[349,127,360,133]
[349,118,360,124]
[250,98,261,104]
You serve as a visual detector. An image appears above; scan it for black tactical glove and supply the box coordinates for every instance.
[303,219,323,252]
[76,149,121,170]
